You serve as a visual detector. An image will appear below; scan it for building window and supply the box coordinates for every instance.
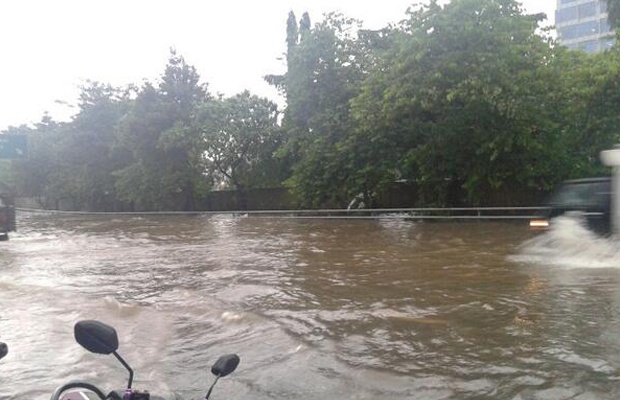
[560,20,600,40]
[578,2,598,19]
[560,0,579,4]
[557,6,578,23]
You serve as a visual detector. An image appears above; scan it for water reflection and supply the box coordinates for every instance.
[1,214,620,399]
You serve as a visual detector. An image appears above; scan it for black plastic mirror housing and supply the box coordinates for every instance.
[0,342,7,359]
[211,354,240,378]
[74,320,119,355]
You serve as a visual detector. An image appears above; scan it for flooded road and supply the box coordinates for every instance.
[2,213,620,399]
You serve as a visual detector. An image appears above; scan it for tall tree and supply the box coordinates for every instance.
[193,91,282,208]
[607,0,620,30]
[286,11,299,52]
[115,51,210,210]
[556,45,620,178]
[299,12,311,41]
[348,0,562,205]
[8,116,70,208]
[276,13,373,207]
[59,82,131,210]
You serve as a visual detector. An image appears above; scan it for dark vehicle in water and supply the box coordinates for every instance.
[530,177,611,235]
[0,194,16,241]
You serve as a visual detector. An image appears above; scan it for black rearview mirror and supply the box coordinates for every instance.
[211,354,240,378]
[0,342,7,359]
[74,320,119,355]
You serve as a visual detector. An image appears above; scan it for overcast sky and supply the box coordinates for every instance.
[0,0,556,131]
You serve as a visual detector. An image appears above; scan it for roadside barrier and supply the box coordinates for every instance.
[15,207,549,221]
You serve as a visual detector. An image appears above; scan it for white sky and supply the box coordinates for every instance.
[0,0,556,131]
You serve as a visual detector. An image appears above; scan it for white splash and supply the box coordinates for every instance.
[513,214,620,269]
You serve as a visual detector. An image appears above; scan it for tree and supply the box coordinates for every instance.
[7,116,70,208]
[347,0,564,205]
[115,51,210,211]
[193,91,282,208]
[264,11,310,96]
[273,13,376,207]
[58,82,131,210]
[556,45,620,178]
[607,0,620,30]
[0,125,35,197]
[6,84,133,211]
[299,12,311,41]
[0,161,11,192]
[286,11,299,52]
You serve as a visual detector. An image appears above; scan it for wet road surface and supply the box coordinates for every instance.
[1,213,620,399]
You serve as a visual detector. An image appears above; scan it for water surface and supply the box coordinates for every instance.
[1,213,619,399]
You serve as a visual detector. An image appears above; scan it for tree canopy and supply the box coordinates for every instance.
[266,1,620,207]
[607,0,620,29]
[2,0,620,211]
[193,91,283,198]
[2,51,282,211]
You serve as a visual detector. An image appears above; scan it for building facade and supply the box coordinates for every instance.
[556,0,615,53]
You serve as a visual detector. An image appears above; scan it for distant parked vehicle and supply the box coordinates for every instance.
[0,194,16,241]
[530,177,611,235]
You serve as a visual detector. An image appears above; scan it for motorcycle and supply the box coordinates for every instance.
[50,320,240,400]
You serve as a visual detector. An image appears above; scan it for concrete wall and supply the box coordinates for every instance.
[201,188,298,211]
[15,183,547,212]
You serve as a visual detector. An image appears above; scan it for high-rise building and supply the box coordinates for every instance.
[556,0,615,53]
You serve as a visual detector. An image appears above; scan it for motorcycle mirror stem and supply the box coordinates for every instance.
[113,351,135,394]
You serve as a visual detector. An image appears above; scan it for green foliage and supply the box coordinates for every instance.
[286,11,299,52]
[8,50,286,211]
[193,91,283,195]
[115,51,210,211]
[349,0,561,205]
[63,82,131,210]
[9,118,70,207]
[607,0,620,30]
[276,13,376,207]
[557,46,620,176]
[6,2,620,211]
[267,0,620,208]
[0,158,17,195]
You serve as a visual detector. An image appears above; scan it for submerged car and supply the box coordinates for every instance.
[0,195,16,240]
[530,177,611,235]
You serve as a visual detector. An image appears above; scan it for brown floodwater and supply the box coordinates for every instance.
[1,212,620,399]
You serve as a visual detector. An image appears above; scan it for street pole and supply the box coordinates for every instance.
[600,147,620,235]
